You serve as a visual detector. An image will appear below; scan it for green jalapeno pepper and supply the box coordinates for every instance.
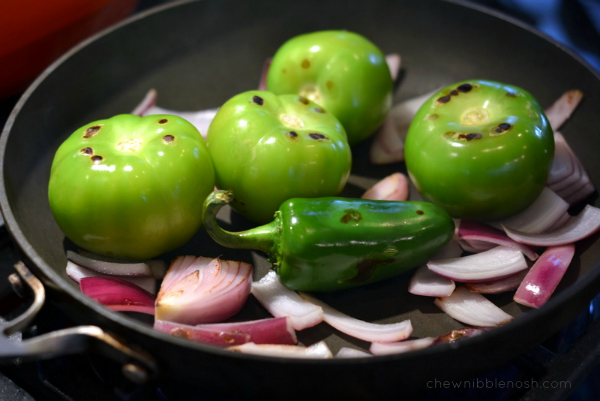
[206,90,351,224]
[203,190,455,292]
[48,114,215,260]
[266,30,393,146]
[405,80,554,221]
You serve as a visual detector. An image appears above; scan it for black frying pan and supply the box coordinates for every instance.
[1,0,600,398]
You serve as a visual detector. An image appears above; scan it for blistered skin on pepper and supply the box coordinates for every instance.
[48,114,215,260]
[344,258,394,284]
[275,198,455,291]
[340,209,362,223]
[405,80,554,220]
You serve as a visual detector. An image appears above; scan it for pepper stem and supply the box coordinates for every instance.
[202,190,280,257]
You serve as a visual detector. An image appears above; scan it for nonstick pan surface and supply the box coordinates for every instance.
[2,0,600,398]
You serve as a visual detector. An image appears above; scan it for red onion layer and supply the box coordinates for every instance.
[503,205,600,247]
[300,293,412,343]
[154,316,296,347]
[227,341,332,359]
[156,256,252,325]
[361,172,409,201]
[513,244,576,308]
[369,90,436,164]
[369,337,435,356]
[80,276,155,315]
[67,260,157,294]
[464,269,529,294]
[427,246,528,283]
[488,187,570,234]
[251,271,323,330]
[456,220,538,260]
[434,287,514,327]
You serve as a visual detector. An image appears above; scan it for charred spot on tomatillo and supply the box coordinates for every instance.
[48,114,215,260]
[404,79,554,221]
[206,90,351,224]
[266,30,393,145]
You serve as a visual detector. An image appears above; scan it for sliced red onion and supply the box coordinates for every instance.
[385,53,402,82]
[145,106,218,138]
[66,250,154,277]
[154,316,296,347]
[155,320,250,346]
[544,89,583,131]
[546,212,572,232]
[487,187,570,234]
[563,180,595,205]
[408,240,462,297]
[155,256,252,325]
[80,276,155,315]
[456,220,538,260]
[299,293,412,343]
[408,265,455,297]
[67,261,157,294]
[131,89,218,138]
[369,90,436,164]
[361,172,409,201]
[503,204,600,246]
[131,88,157,116]
[547,132,579,189]
[228,341,332,359]
[464,269,529,294]
[456,238,495,253]
[432,327,487,344]
[434,287,514,327]
[547,132,595,205]
[258,58,272,90]
[251,271,323,330]
[369,337,435,356]
[427,246,528,283]
[335,347,372,358]
[514,244,575,308]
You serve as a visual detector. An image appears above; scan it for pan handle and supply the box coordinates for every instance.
[0,261,158,384]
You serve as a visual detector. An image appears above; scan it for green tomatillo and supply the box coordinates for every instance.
[266,30,393,145]
[404,80,554,221]
[48,114,215,260]
[206,90,352,224]
[203,190,455,292]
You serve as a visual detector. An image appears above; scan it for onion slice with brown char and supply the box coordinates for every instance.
[154,317,297,347]
[155,256,252,325]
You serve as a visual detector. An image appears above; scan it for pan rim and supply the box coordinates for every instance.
[1,0,600,367]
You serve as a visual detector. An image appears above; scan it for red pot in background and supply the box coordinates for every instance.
[0,0,138,99]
